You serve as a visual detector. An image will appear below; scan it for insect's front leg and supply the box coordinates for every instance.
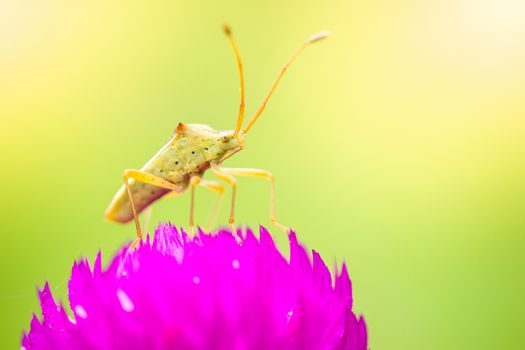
[211,166,289,234]
[122,169,180,249]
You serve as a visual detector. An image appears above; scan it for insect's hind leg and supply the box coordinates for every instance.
[212,166,289,233]
[122,169,180,249]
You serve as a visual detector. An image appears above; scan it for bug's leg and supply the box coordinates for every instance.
[210,166,241,241]
[140,206,154,234]
[200,180,226,232]
[188,177,225,236]
[122,169,180,249]
[162,189,185,199]
[188,176,200,237]
[122,174,142,250]
[213,167,288,232]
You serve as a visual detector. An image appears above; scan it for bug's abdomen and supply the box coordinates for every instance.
[105,181,178,223]
[105,129,227,224]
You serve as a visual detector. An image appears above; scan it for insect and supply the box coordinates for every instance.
[105,25,330,248]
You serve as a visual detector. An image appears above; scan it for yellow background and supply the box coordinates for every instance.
[1,0,524,348]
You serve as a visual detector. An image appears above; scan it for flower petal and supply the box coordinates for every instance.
[23,224,367,350]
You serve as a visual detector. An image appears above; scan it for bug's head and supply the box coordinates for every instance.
[216,129,245,162]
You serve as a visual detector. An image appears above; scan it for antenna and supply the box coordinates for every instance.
[242,30,331,135]
[223,25,246,137]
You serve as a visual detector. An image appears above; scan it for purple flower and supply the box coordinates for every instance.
[22,224,367,350]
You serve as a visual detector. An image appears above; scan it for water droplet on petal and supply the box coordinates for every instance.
[192,276,201,284]
[74,305,88,319]
[232,259,240,269]
[117,288,134,312]
[286,307,294,323]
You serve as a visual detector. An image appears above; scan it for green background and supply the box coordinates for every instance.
[1,0,525,349]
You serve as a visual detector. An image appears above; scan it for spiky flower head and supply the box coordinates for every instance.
[22,224,367,350]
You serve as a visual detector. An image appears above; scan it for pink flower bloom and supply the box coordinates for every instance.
[22,224,367,350]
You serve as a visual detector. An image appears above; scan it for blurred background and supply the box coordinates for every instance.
[1,0,525,348]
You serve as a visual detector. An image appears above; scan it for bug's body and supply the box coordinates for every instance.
[105,124,242,223]
[104,26,329,246]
